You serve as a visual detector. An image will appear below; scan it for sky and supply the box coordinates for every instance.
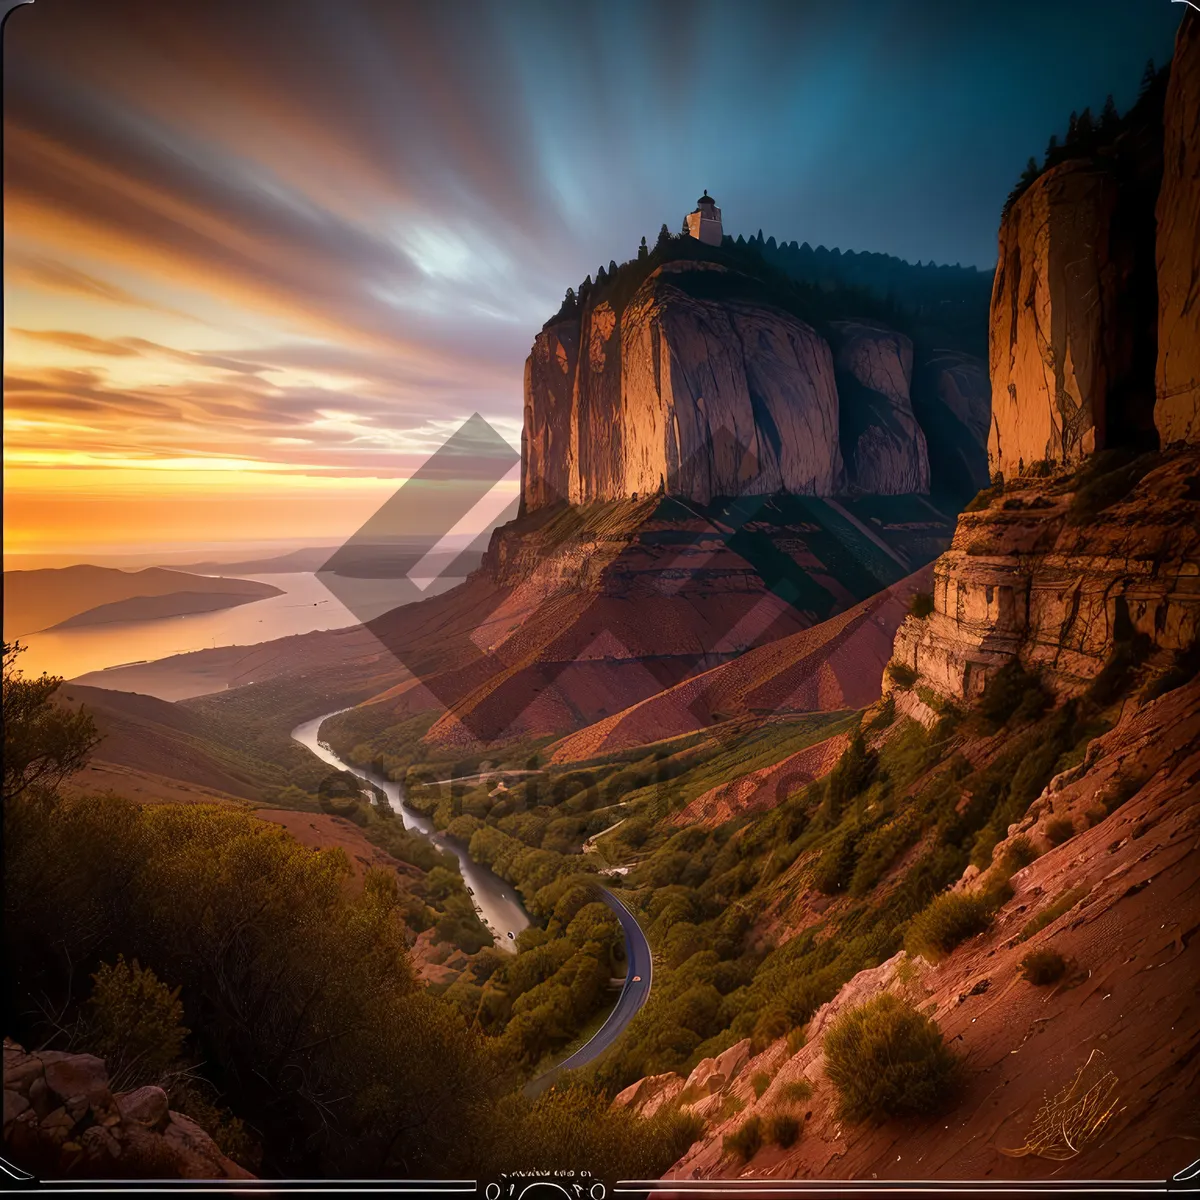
[2,0,1185,563]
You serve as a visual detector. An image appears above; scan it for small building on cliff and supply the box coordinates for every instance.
[686,191,723,245]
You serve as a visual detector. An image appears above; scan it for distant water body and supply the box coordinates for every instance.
[18,572,450,683]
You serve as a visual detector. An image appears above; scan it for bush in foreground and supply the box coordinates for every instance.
[1019,947,1067,985]
[766,1112,801,1148]
[824,994,959,1124]
[1045,817,1075,846]
[905,890,993,960]
[723,1115,763,1162]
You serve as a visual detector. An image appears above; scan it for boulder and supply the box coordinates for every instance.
[116,1085,170,1128]
[829,320,930,494]
[1,1040,251,1180]
[1155,11,1200,445]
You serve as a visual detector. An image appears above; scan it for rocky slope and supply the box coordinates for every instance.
[3,1041,251,1179]
[616,674,1200,1182]
[353,493,954,751]
[1155,11,1200,446]
[547,568,930,764]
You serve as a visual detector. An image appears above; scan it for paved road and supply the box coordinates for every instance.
[525,887,652,1097]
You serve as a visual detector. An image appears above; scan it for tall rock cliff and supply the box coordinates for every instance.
[546,264,846,507]
[521,320,577,511]
[987,158,1156,478]
[522,256,977,512]
[829,319,930,494]
[1155,11,1200,445]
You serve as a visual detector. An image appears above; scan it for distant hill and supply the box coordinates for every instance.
[49,588,282,630]
[3,565,280,637]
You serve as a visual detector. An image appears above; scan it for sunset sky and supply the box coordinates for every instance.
[3,0,1183,564]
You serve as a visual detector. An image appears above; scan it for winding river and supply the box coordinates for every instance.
[291,711,531,951]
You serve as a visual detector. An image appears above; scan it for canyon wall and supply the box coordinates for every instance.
[1155,11,1200,446]
[522,262,974,512]
[888,452,1200,706]
[829,320,930,494]
[987,161,1144,478]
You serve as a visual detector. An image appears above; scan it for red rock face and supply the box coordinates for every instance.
[889,449,1200,705]
[988,162,1131,477]
[521,320,578,511]
[829,320,930,494]
[1155,11,1200,446]
[522,263,845,511]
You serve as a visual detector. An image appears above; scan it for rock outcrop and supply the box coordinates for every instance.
[3,1040,252,1180]
[572,266,844,505]
[1155,11,1200,446]
[888,449,1200,704]
[988,161,1147,478]
[829,320,930,494]
[524,263,846,510]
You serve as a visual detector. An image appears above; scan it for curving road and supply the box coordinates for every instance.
[525,887,653,1097]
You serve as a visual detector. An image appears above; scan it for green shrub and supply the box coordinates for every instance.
[1044,816,1075,846]
[85,956,188,1089]
[785,1027,808,1056]
[1017,884,1089,942]
[1102,770,1149,815]
[977,660,1046,728]
[909,592,935,619]
[751,1070,772,1099]
[778,1078,813,1104]
[823,994,959,1124]
[963,482,1001,513]
[723,1114,763,1162]
[999,835,1038,872]
[886,662,917,690]
[905,890,993,960]
[1019,947,1067,985]
[766,1112,801,1148]
[811,825,860,895]
[850,812,921,897]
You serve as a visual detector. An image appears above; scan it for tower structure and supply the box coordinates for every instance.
[685,190,723,246]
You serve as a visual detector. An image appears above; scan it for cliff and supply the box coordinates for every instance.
[829,319,930,494]
[525,264,845,508]
[523,246,989,512]
[888,449,1200,707]
[987,159,1154,478]
[1155,11,1200,445]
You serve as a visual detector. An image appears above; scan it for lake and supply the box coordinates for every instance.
[16,571,453,685]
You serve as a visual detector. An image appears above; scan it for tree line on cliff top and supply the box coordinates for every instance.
[546,222,991,358]
[1003,58,1171,216]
